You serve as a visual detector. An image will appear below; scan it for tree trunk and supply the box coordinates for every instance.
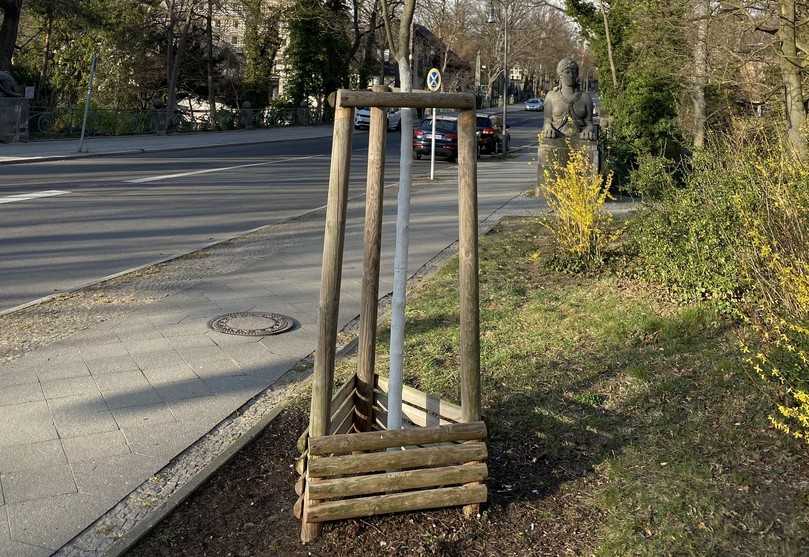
[691,0,709,148]
[0,0,22,72]
[165,2,195,134]
[207,0,216,129]
[599,0,618,89]
[778,0,808,160]
[359,0,379,88]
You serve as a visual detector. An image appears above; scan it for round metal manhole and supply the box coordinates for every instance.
[208,312,296,337]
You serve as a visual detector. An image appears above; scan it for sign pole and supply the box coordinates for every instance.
[426,68,442,181]
[430,108,436,180]
[78,52,98,154]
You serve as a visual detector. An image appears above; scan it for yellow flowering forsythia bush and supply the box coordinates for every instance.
[732,121,809,442]
[541,146,613,269]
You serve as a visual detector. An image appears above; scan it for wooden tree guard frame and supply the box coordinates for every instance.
[294,87,485,543]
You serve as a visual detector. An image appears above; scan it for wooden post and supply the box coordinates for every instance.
[457,108,482,519]
[302,104,354,543]
[457,108,481,423]
[356,85,388,432]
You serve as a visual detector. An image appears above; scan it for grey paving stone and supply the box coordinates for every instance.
[0,402,58,448]
[95,370,162,410]
[140,362,198,384]
[0,464,76,504]
[128,348,186,371]
[159,321,209,338]
[84,354,140,377]
[164,334,217,349]
[34,358,90,382]
[169,395,239,432]
[41,376,99,400]
[0,440,66,474]
[202,373,268,397]
[7,493,110,550]
[220,341,273,367]
[246,358,297,385]
[0,383,43,408]
[111,403,176,431]
[0,506,52,557]
[72,453,162,501]
[61,430,131,464]
[0,361,39,389]
[122,421,204,459]
[152,378,211,403]
[49,395,119,439]
[78,342,129,361]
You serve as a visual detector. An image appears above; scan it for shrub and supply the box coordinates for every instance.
[629,117,809,442]
[628,153,676,198]
[541,146,614,270]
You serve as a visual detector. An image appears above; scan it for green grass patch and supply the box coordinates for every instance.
[340,216,809,554]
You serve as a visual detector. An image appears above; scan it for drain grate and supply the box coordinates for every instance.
[208,312,295,337]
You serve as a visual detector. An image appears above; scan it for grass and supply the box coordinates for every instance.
[335,216,809,555]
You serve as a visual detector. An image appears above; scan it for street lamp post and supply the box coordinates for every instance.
[488,0,508,152]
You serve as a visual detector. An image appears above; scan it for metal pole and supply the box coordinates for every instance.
[502,6,508,153]
[78,52,98,153]
[430,108,436,180]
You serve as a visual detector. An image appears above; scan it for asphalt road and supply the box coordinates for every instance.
[0,109,543,311]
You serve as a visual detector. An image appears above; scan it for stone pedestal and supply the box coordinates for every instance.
[536,135,600,196]
[0,98,30,143]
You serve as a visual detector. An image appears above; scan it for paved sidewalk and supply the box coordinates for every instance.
[0,126,332,165]
[0,145,543,556]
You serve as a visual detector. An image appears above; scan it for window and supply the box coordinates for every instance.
[233,20,240,29]
[231,36,238,45]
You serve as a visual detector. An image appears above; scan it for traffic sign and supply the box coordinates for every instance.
[426,68,442,92]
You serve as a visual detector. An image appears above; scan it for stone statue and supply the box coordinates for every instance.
[0,71,21,97]
[541,58,596,140]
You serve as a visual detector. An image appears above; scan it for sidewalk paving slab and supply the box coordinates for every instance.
[0,126,333,165]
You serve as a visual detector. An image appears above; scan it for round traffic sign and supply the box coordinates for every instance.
[426,68,442,92]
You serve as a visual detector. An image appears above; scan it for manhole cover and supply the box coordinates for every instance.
[208,312,295,337]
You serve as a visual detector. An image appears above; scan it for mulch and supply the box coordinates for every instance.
[127,403,600,557]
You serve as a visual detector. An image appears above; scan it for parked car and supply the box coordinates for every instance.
[413,116,458,161]
[478,114,511,154]
[354,107,401,131]
[524,98,544,111]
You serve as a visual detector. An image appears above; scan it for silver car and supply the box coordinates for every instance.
[524,98,544,112]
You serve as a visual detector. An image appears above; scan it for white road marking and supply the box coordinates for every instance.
[0,190,70,205]
[124,154,326,184]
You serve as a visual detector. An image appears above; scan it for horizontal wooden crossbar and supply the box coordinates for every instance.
[336,89,475,110]
[306,484,487,522]
[376,376,463,422]
[309,421,486,455]
[308,462,488,500]
[308,441,487,477]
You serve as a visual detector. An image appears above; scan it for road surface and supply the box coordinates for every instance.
[0,109,542,311]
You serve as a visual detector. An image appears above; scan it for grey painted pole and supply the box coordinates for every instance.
[78,52,98,153]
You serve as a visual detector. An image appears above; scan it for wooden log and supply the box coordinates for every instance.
[296,428,309,454]
[295,476,305,496]
[303,104,354,544]
[375,380,462,422]
[329,389,354,434]
[375,390,453,427]
[331,374,356,412]
[337,90,475,111]
[293,494,304,519]
[456,108,481,424]
[295,451,307,476]
[308,441,487,478]
[356,85,388,433]
[306,484,487,522]
[309,462,488,500]
[310,421,486,455]
[330,405,355,435]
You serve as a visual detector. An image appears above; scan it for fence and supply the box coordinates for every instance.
[25,104,324,140]
[0,98,30,143]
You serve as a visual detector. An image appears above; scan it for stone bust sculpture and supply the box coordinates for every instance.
[540,58,596,140]
[0,71,21,97]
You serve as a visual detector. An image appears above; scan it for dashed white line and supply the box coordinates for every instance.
[0,190,70,204]
[124,154,326,184]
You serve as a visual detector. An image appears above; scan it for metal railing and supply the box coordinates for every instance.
[24,105,324,140]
